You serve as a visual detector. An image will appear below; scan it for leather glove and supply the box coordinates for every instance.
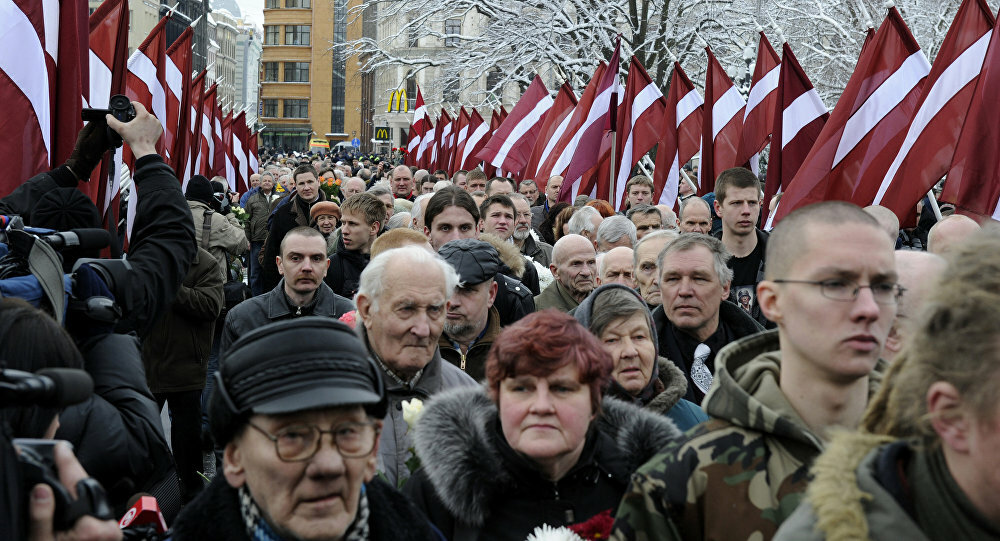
[64,121,111,181]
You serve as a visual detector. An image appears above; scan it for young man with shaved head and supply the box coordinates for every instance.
[614,201,901,541]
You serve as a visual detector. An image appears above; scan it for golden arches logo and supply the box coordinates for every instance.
[374,127,390,140]
[387,89,408,112]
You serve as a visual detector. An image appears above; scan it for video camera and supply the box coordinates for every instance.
[81,94,137,150]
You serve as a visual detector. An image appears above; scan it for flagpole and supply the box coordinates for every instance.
[609,89,617,209]
[926,189,943,221]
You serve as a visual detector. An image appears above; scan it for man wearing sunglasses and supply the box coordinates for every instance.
[169,318,441,541]
[613,201,901,541]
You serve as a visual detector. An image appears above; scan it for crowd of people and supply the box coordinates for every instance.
[2,103,999,541]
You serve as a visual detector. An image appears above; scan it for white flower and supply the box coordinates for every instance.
[401,398,424,430]
[525,524,584,541]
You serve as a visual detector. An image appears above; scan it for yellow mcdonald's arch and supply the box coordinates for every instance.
[387,89,409,112]
[374,127,390,141]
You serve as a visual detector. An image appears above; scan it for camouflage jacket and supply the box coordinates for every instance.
[612,330,856,541]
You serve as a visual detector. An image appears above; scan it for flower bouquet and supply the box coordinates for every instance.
[320,176,342,203]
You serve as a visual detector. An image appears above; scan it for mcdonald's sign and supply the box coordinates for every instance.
[374,126,391,141]
[387,89,408,112]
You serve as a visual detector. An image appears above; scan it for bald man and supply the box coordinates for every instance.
[391,165,415,201]
[678,197,712,234]
[883,250,946,360]
[862,205,900,247]
[927,214,980,255]
[534,234,597,312]
[598,246,635,288]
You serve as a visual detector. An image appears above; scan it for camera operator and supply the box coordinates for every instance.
[0,298,121,541]
[1,102,196,518]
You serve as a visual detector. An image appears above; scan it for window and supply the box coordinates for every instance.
[284,99,308,118]
[264,26,279,44]
[445,19,460,47]
[444,78,459,103]
[263,62,279,81]
[265,0,279,8]
[284,25,310,45]
[405,72,417,111]
[286,0,310,7]
[407,20,419,47]
[263,99,278,117]
[487,70,502,94]
[284,62,309,82]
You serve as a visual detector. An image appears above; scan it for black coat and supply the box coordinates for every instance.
[55,333,175,512]
[169,474,443,541]
[221,279,354,354]
[259,192,325,291]
[325,234,368,298]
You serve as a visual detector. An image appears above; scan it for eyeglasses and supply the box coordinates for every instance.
[248,420,379,462]
[771,279,905,305]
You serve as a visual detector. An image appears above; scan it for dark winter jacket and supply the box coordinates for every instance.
[494,273,535,326]
[55,332,175,513]
[325,234,368,298]
[405,386,682,541]
[438,306,501,382]
[142,247,223,393]
[520,231,553,268]
[220,279,354,354]
[715,227,772,328]
[168,475,443,541]
[245,188,279,242]
[259,191,326,291]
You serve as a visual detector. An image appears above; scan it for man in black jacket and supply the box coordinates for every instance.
[326,193,384,298]
[259,164,327,291]
[222,227,353,353]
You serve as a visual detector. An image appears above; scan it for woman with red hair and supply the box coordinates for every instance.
[405,310,682,540]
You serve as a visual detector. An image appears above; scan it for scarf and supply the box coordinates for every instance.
[909,446,1000,541]
[239,484,371,541]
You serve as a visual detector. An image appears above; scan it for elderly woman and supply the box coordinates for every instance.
[575,284,707,431]
[774,231,1000,540]
[406,310,681,540]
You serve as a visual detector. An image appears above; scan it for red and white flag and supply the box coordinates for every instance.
[126,16,170,159]
[248,129,259,175]
[211,95,225,179]
[654,62,703,207]
[186,71,206,184]
[221,112,236,190]
[613,56,666,210]
[560,41,622,202]
[773,8,930,223]
[166,26,193,179]
[459,109,488,171]
[737,32,781,170]
[483,110,502,178]
[195,83,218,176]
[0,0,88,195]
[406,87,428,167]
[943,10,1000,219]
[416,115,435,171]
[763,42,829,228]
[87,0,130,218]
[534,64,606,190]
[450,107,470,173]
[873,0,994,220]
[437,110,455,173]
[233,111,250,193]
[523,82,577,189]
[701,46,747,195]
[479,74,553,177]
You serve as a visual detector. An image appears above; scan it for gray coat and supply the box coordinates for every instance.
[220,280,354,354]
[358,326,477,488]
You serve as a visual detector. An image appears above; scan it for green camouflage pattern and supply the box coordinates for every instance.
[611,330,826,541]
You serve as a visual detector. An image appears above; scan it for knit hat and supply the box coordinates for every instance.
[185,175,214,208]
[310,201,341,222]
[32,188,101,230]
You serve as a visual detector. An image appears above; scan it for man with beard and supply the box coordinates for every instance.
[511,193,552,267]
[534,234,597,313]
[437,239,502,381]
[222,227,354,353]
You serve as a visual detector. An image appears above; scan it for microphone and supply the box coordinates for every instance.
[39,229,111,251]
[119,495,167,533]
[0,368,93,408]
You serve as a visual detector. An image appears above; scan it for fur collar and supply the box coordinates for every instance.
[646,357,690,414]
[413,385,681,526]
[479,233,526,278]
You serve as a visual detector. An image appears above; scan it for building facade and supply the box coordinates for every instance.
[161,0,209,72]
[259,0,363,153]
[236,26,263,127]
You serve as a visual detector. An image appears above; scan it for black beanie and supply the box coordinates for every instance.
[185,175,215,208]
[32,188,101,230]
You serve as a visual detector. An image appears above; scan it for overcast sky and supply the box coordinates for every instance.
[234,0,264,25]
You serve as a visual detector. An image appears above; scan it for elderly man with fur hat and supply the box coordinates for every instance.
[169,318,442,541]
